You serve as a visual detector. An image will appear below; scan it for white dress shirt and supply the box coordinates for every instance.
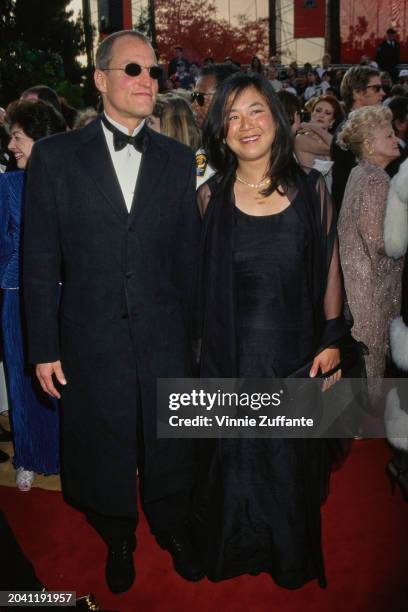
[101,112,145,212]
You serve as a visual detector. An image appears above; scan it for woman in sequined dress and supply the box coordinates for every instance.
[337,106,403,386]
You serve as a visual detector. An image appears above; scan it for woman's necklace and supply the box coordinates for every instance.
[235,173,270,189]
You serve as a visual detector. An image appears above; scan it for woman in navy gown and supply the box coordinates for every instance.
[0,100,65,490]
[193,73,347,588]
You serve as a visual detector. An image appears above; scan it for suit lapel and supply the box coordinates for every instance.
[75,120,128,221]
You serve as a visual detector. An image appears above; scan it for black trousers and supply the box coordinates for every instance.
[87,488,192,547]
[86,363,193,547]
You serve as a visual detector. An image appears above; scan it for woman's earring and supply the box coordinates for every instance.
[364,140,374,156]
[222,138,226,144]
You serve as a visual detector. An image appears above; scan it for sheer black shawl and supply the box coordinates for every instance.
[195,167,347,378]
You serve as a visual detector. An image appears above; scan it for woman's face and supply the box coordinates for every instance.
[8,124,34,169]
[307,71,316,84]
[366,122,400,166]
[225,86,276,166]
[311,100,335,130]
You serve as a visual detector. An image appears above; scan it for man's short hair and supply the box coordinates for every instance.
[390,84,408,97]
[95,30,152,70]
[387,27,397,35]
[21,85,61,113]
[388,96,408,125]
[340,65,380,111]
[199,63,240,88]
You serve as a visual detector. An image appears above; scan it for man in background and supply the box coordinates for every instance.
[192,63,240,187]
[331,66,385,210]
[168,45,189,77]
[376,28,400,82]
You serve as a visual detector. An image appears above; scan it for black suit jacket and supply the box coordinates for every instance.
[330,121,356,212]
[23,118,201,515]
[376,39,400,78]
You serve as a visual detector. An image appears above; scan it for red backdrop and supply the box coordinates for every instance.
[340,0,408,63]
[294,0,326,38]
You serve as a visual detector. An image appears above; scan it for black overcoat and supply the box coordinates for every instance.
[23,119,201,517]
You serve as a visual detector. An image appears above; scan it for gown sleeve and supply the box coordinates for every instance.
[197,181,212,220]
[312,172,346,348]
[356,172,391,266]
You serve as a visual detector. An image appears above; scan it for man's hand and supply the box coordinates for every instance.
[309,347,341,392]
[36,361,67,399]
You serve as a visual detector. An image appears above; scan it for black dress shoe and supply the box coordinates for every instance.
[0,425,12,443]
[0,449,9,463]
[156,529,204,582]
[105,535,136,594]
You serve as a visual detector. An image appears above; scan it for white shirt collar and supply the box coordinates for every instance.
[103,112,145,137]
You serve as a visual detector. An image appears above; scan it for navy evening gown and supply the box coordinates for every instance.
[0,171,59,474]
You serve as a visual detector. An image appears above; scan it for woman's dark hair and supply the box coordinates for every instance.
[388,95,408,127]
[276,89,301,125]
[307,69,321,84]
[203,72,298,196]
[250,56,263,74]
[6,99,66,141]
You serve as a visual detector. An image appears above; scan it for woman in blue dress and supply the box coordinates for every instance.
[0,100,65,490]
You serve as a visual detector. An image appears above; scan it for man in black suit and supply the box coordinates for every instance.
[331,65,385,211]
[23,30,202,594]
[168,45,190,77]
[376,28,400,83]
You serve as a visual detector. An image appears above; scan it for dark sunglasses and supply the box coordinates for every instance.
[103,63,161,80]
[191,91,215,106]
[365,84,383,93]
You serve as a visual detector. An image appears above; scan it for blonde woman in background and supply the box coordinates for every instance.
[73,107,98,130]
[148,93,201,151]
[337,105,403,394]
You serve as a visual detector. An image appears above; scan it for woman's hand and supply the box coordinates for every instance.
[309,347,341,391]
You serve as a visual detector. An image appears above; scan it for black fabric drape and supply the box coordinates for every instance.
[196,167,348,379]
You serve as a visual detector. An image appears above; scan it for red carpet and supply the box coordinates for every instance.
[1,440,407,612]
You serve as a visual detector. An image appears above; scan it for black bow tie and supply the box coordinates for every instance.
[101,115,146,152]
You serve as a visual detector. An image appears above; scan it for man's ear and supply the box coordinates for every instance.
[94,69,107,95]
[353,88,363,105]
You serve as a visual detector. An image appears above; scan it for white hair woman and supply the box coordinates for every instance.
[337,105,403,397]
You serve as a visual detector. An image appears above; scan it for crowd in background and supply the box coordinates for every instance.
[0,27,407,501]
